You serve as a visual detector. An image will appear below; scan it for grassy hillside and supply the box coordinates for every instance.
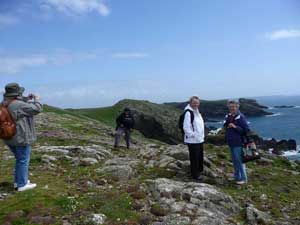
[67,99,181,126]
[67,99,183,144]
[0,106,300,224]
[66,105,122,127]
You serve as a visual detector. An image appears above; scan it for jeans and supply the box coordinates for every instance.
[114,127,131,148]
[188,143,204,179]
[8,145,31,188]
[230,146,247,182]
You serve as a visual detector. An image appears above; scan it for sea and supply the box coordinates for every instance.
[206,96,300,156]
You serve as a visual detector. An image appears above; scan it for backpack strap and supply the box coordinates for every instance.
[2,99,15,108]
[184,109,195,131]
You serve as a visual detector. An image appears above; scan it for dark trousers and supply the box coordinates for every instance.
[188,143,204,179]
[114,127,131,148]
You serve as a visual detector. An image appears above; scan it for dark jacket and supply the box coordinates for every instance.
[224,112,249,147]
[116,112,135,130]
[3,98,42,146]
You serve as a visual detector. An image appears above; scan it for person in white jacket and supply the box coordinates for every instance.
[183,96,205,182]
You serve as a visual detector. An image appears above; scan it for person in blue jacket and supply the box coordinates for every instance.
[224,100,249,185]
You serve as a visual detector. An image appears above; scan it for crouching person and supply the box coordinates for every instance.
[2,83,42,192]
[183,96,205,182]
[114,107,135,149]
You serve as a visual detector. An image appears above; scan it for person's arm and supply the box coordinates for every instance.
[19,100,43,116]
[183,111,195,138]
[223,115,229,129]
[131,116,135,129]
[235,115,249,135]
[116,114,123,127]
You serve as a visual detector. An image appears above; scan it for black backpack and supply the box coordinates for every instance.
[178,109,194,136]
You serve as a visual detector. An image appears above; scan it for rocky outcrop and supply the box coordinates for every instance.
[274,105,296,109]
[69,98,271,145]
[148,178,239,225]
[209,129,298,152]
[1,105,297,225]
[166,98,272,118]
[37,145,113,167]
[96,157,139,181]
[253,138,298,153]
[246,204,272,225]
[115,99,182,144]
[139,144,227,185]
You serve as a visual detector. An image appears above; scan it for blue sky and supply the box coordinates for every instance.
[1,0,300,108]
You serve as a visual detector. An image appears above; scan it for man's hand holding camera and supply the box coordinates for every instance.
[28,94,40,102]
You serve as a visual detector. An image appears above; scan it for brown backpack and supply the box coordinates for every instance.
[0,100,16,140]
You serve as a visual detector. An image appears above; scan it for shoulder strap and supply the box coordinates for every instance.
[2,99,15,108]
[184,109,195,131]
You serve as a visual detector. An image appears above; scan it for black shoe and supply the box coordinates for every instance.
[193,175,203,183]
[194,178,202,183]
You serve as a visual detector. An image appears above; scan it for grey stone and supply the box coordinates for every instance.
[246,204,272,225]
[96,165,134,181]
[87,214,107,225]
[80,158,98,166]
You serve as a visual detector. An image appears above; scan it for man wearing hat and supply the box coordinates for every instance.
[114,107,135,149]
[2,83,42,192]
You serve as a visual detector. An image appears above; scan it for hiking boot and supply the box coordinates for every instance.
[17,183,37,192]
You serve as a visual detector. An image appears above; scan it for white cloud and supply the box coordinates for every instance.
[0,51,97,74]
[0,14,19,27]
[265,29,300,40]
[0,50,150,75]
[33,80,180,108]
[111,53,149,59]
[0,1,111,29]
[0,55,48,74]
[42,0,111,16]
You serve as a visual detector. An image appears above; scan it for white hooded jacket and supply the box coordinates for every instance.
[183,104,205,144]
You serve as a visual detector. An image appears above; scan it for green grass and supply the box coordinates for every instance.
[0,155,73,224]
[66,105,122,127]
[208,145,300,221]
[1,104,298,224]
[0,148,143,225]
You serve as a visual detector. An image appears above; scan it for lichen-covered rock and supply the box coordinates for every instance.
[246,204,272,225]
[153,214,191,225]
[80,158,98,166]
[96,165,134,181]
[87,214,107,225]
[38,145,112,160]
[148,178,240,224]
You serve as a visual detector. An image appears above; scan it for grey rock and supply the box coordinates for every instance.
[160,214,191,225]
[158,155,176,167]
[148,178,240,223]
[105,157,139,167]
[165,145,189,161]
[87,214,107,225]
[80,157,98,166]
[96,165,134,181]
[246,204,272,225]
[41,154,57,163]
